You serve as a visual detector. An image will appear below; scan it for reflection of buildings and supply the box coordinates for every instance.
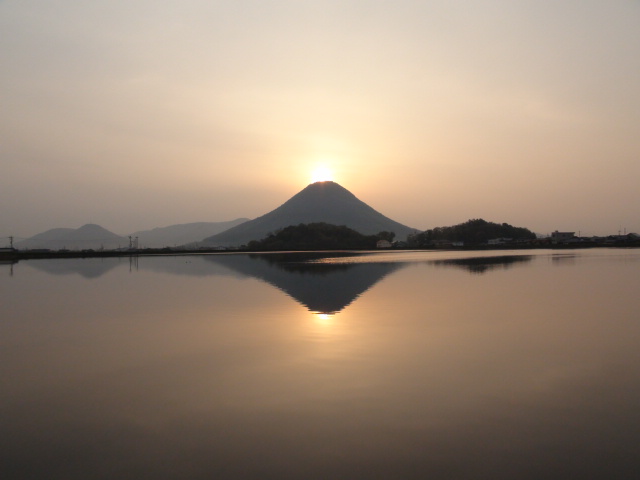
[204,254,406,314]
[430,255,533,274]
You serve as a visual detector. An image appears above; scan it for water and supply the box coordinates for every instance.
[1,249,639,479]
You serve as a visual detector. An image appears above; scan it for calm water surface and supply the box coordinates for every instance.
[1,249,639,479]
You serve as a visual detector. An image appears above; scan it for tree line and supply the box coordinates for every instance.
[246,223,394,250]
[245,219,536,250]
[408,218,535,247]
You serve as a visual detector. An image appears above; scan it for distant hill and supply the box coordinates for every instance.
[15,224,127,250]
[410,218,536,246]
[200,181,417,247]
[131,219,248,248]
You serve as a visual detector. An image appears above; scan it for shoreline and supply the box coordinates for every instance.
[2,242,639,262]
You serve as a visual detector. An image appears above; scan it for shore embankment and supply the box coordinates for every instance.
[2,241,639,262]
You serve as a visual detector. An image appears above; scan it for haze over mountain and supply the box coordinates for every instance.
[200,181,417,247]
[15,224,127,251]
[15,219,251,251]
[132,219,248,248]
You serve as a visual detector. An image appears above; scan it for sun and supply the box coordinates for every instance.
[311,165,334,183]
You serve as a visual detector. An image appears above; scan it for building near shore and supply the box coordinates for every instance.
[550,231,575,244]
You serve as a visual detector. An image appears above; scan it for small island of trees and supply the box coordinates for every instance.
[408,218,536,247]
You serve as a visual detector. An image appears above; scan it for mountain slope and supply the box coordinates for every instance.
[16,228,74,245]
[16,224,127,250]
[131,218,248,248]
[201,181,417,247]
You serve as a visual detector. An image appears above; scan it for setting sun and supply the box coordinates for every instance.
[311,165,334,183]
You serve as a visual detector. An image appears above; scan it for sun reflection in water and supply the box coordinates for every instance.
[308,311,343,345]
[312,312,335,325]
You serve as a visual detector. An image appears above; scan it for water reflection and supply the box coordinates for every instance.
[20,253,407,314]
[204,254,406,314]
[11,252,538,314]
[2,249,640,479]
[551,253,578,265]
[430,254,533,274]
[313,312,334,323]
[25,257,127,278]
[0,259,17,277]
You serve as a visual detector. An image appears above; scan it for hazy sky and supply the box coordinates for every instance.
[2,1,639,238]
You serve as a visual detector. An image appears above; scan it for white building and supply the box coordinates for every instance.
[550,231,575,244]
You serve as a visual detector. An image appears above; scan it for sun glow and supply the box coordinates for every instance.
[311,165,334,183]
[312,312,336,325]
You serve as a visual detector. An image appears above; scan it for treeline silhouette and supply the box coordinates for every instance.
[246,223,388,250]
[409,218,535,247]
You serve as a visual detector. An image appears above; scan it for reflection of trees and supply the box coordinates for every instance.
[431,255,533,274]
[250,252,357,274]
[410,218,536,246]
[206,253,406,314]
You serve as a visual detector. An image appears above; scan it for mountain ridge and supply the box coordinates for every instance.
[15,219,250,250]
[200,181,417,247]
[132,219,248,248]
[14,182,418,250]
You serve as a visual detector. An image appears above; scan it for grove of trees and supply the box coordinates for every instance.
[246,223,392,251]
[408,218,536,247]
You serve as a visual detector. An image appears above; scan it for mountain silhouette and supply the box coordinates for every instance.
[201,181,416,247]
[15,224,127,251]
[131,218,248,248]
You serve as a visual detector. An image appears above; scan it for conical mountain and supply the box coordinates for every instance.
[201,181,417,247]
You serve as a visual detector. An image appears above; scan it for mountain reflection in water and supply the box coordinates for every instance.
[20,253,407,314]
[204,253,406,314]
[4,249,640,480]
[25,257,127,278]
[19,252,539,313]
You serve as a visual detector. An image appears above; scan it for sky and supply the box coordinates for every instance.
[2,0,639,239]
